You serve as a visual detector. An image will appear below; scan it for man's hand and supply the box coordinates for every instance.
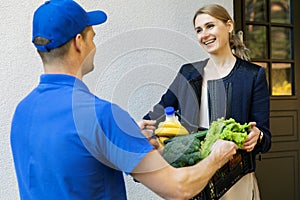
[136,119,156,132]
[136,120,160,149]
[210,139,238,168]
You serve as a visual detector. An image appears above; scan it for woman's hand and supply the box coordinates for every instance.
[242,122,260,152]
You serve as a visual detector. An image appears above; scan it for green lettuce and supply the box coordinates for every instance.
[200,118,250,159]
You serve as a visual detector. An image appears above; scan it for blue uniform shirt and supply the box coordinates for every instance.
[11,74,153,200]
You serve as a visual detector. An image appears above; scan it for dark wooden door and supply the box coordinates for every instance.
[234,0,300,199]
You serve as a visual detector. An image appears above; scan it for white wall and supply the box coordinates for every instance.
[0,0,232,199]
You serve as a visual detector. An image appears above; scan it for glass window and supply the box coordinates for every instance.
[271,0,291,23]
[271,63,292,95]
[239,0,294,96]
[245,25,267,59]
[245,0,267,22]
[271,27,292,59]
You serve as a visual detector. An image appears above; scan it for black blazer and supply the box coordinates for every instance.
[144,58,271,170]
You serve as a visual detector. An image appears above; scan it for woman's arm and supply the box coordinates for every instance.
[143,74,181,122]
[249,67,271,153]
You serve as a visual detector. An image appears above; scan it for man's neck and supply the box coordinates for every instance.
[44,66,82,80]
[43,60,83,80]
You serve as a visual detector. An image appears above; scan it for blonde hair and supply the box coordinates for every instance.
[193,4,250,61]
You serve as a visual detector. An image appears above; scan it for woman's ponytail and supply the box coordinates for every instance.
[230,31,250,61]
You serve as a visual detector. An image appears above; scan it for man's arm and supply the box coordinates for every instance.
[131,139,238,200]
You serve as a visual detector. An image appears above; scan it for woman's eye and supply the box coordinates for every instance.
[207,24,214,29]
[196,29,202,33]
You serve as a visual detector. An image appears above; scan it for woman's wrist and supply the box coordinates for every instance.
[257,131,264,144]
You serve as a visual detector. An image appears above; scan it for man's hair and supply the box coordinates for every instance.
[34,28,89,63]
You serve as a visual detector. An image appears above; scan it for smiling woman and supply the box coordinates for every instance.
[193,4,250,61]
[144,4,271,200]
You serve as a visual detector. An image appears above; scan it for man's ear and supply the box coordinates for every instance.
[74,34,83,52]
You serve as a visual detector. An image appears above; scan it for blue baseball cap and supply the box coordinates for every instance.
[32,0,107,52]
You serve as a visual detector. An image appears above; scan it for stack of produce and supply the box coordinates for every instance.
[162,118,251,168]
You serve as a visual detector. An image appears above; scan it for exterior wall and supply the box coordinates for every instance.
[0,0,232,199]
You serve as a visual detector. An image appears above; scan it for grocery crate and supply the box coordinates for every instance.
[190,150,254,200]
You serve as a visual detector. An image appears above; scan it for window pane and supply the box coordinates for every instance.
[271,27,292,59]
[271,0,291,23]
[245,0,267,22]
[245,25,267,59]
[271,63,292,96]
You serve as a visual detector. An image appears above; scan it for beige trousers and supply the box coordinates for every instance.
[220,172,260,200]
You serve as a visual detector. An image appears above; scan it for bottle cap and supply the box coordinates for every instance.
[165,106,175,115]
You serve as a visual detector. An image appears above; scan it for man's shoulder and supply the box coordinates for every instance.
[93,96,126,117]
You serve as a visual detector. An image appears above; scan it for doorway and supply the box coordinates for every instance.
[234,0,300,199]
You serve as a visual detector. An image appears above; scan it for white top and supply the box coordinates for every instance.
[199,59,236,128]
[199,80,210,129]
